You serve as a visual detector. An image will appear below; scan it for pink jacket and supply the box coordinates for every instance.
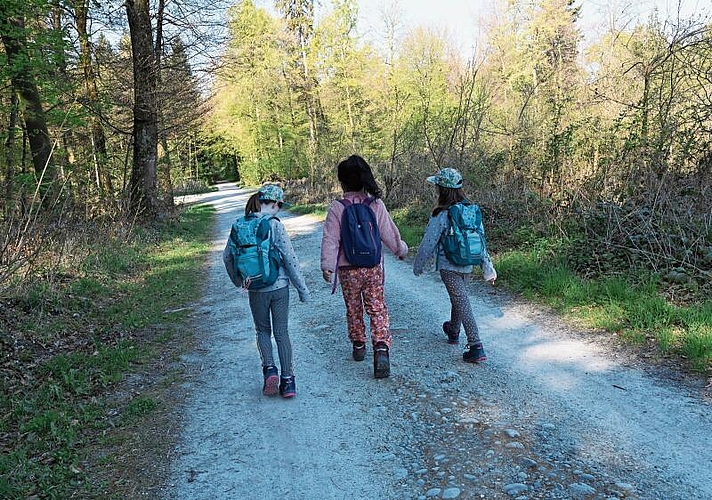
[320,191,409,271]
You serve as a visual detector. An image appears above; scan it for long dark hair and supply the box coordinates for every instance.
[432,185,467,216]
[337,155,382,198]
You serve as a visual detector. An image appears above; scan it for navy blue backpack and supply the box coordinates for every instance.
[339,198,382,268]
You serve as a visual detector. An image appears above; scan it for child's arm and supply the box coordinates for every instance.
[320,201,342,282]
[272,221,311,302]
[477,209,496,284]
[481,252,497,284]
[413,213,448,276]
[373,199,408,258]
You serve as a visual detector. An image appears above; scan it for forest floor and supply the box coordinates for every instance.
[132,184,711,499]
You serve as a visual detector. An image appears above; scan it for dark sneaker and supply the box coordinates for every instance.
[279,376,296,398]
[352,341,366,361]
[373,342,390,379]
[463,343,487,363]
[262,365,279,395]
[443,321,460,344]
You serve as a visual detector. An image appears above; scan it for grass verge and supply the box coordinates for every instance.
[391,206,430,249]
[496,239,712,372]
[289,202,329,219]
[0,204,215,499]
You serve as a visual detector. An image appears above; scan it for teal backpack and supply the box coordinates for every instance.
[228,214,282,290]
[441,202,486,266]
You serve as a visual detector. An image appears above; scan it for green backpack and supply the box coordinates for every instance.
[441,202,486,266]
[228,214,282,290]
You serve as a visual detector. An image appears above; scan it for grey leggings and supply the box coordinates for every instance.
[439,270,481,345]
[248,286,293,376]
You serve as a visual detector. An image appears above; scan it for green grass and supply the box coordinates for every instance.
[122,397,158,423]
[0,204,215,499]
[289,202,329,219]
[391,206,430,249]
[496,240,712,370]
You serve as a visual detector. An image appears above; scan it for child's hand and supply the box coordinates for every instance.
[487,278,496,285]
[322,270,333,283]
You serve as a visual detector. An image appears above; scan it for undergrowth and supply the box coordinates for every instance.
[0,204,214,498]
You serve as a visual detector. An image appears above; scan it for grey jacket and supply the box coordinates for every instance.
[413,210,496,281]
[223,213,311,302]
[413,211,473,274]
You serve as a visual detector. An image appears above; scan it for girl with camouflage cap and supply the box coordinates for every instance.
[413,168,497,363]
[224,184,310,398]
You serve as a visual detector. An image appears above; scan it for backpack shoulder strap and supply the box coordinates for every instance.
[338,198,352,208]
[247,214,272,241]
[448,203,462,218]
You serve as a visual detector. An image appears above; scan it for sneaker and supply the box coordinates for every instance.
[443,321,460,344]
[262,365,279,395]
[463,343,487,363]
[373,342,390,379]
[352,341,366,361]
[279,376,297,398]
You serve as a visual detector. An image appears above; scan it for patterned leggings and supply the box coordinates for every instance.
[439,270,481,346]
[338,266,391,347]
[249,286,294,376]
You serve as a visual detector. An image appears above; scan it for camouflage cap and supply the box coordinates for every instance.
[426,168,463,188]
[258,184,285,203]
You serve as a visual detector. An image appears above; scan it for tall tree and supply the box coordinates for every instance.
[276,0,321,177]
[126,0,159,215]
[0,0,57,195]
[72,0,113,197]
[525,0,581,193]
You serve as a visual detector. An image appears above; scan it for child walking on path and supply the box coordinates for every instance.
[320,155,409,378]
[223,184,311,398]
[412,168,497,363]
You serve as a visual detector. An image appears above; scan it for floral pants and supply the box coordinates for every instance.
[338,266,391,347]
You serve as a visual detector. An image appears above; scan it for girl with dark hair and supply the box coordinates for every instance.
[413,168,497,363]
[223,184,310,398]
[320,155,408,378]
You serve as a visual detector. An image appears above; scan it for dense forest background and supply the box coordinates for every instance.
[207,0,711,293]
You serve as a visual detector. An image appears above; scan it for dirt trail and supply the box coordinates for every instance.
[164,184,712,499]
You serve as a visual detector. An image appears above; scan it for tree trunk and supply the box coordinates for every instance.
[0,9,57,194]
[126,0,159,216]
[75,0,113,197]
[158,137,175,205]
[4,90,18,215]
[154,0,174,206]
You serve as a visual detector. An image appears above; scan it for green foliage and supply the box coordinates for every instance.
[289,203,329,218]
[391,206,432,249]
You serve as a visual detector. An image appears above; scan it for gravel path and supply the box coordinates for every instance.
[164,184,712,499]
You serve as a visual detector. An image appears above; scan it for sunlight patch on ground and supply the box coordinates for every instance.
[521,341,613,373]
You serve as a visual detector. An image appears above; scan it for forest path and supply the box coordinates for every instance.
[164,184,711,499]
